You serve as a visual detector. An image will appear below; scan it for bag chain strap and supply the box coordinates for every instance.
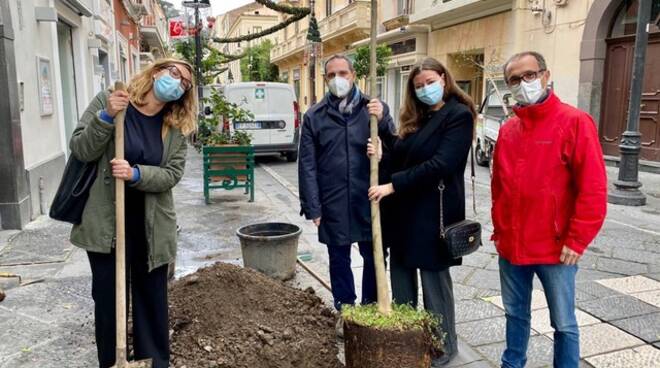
[438,146,477,239]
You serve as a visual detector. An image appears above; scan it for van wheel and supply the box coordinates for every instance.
[286,151,298,163]
[476,144,489,167]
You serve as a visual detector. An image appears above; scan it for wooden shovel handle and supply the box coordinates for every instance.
[113,81,129,364]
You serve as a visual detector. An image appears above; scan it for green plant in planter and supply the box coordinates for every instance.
[195,89,254,151]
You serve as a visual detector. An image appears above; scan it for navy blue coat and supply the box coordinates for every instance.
[298,92,395,247]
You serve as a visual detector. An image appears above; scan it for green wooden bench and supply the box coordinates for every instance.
[203,145,255,204]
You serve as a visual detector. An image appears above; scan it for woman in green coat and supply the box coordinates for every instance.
[70,58,197,368]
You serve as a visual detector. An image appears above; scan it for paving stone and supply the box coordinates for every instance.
[473,288,503,299]
[596,258,648,276]
[453,283,481,300]
[611,247,660,266]
[487,289,548,311]
[457,316,525,346]
[445,339,487,367]
[0,330,97,368]
[462,252,495,269]
[647,273,660,282]
[579,361,596,368]
[579,254,601,270]
[476,335,554,368]
[578,295,658,321]
[455,299,505,323]
[610,312,660,343]
[531,308,600,335]
[585,345,660,368]
[576,269,627,282]
[596,275,660,294]
[563,323,645,358]
[631,290,660,308]
[451,266,477,284]
[0,308,62,359]
[465,269,501,292]
[576,281,623,299]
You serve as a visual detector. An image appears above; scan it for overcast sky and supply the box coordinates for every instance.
[169,0,254,16]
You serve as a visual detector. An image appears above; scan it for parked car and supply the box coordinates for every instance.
[475,79,512,170]
[220,82,301,162]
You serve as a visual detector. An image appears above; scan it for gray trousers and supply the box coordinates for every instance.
[390,257,458,356]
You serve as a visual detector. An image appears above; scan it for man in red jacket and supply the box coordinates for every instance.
[491,51,607,368]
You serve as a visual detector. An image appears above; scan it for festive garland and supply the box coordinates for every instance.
[254,0,310,17]
[213,0,311,44]
[216,50,248,62]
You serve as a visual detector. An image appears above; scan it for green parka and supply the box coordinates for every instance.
[69,91,187,271]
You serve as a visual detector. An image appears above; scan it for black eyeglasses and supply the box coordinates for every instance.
[507,69,546,86]
[163,65,193,91]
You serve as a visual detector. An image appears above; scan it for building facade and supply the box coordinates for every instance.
[271,0,372,111]
[214,2,281,84]
[139,0,169,69]
[0,0,168,229]
[270,0,659,164]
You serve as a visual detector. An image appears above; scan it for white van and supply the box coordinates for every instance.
[222,82,300,162]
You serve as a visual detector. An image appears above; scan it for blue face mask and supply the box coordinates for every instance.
[154,74,185,102]
[415,81,444,106]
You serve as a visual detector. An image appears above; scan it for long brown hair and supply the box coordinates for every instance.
[128,58,198,136]
[398,57,477,138]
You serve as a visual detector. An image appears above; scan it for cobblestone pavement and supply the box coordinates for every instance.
[259,156,660,368]
[1,149,658,367]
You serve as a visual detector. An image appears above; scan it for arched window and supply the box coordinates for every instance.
[610,0,660,38]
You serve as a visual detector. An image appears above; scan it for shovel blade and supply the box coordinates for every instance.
[110,358,152,368]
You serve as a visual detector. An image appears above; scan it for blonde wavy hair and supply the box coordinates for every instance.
[128,58,198,136]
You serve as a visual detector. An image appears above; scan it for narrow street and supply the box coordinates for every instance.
[1,148,659,367]
[258,154,660,367]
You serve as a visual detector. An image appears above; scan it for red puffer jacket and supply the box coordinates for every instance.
[491,92,607,265]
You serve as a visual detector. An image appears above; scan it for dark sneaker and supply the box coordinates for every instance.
[432,351,457,367]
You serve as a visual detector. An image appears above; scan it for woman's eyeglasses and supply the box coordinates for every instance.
[506,70,546,86]
[163,65,193,91]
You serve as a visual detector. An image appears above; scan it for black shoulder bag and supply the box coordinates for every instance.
[439,147,482,259]
[49,154,97,225]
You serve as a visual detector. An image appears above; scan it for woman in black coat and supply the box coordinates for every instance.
[368,57,476,366]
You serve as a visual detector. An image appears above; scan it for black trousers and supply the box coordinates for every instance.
[87,191,169,367]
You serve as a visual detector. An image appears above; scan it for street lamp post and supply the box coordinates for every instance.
[608,0,652,206]
[183,0,210,114]
[305,0,322,106]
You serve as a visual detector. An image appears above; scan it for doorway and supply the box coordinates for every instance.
[57,21,79,144]
[599,0,660,161]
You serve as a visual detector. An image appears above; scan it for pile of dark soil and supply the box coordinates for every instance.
[169,262,343,368]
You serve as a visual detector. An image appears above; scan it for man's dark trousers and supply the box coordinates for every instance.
[327,241,377,310]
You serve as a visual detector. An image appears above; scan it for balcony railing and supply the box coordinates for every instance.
[271,0,370,62]
[141,14,168,49]
[410,0,512,27]
[317,0,370,40]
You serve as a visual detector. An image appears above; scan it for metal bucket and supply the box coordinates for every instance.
[236,223,302,281]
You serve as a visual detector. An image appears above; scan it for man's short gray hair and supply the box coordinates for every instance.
[324,54,355,73]
[503,51,548,80]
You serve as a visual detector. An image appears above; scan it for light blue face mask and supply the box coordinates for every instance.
[415,81,444,106]
[154,74,185,102]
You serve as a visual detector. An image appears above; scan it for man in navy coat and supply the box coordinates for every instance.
[298,54,395,313]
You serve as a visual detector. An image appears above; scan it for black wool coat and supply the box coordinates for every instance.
[298,92,395,247]
[380,97,474,271]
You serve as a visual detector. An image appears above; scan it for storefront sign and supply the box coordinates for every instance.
[37,57,53,116]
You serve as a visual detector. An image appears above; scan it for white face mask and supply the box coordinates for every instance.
[510,78,545,105]
[328,76,352,98]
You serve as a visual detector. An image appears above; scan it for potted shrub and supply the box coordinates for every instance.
[342,303,443,368]
[197,89,254,183]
